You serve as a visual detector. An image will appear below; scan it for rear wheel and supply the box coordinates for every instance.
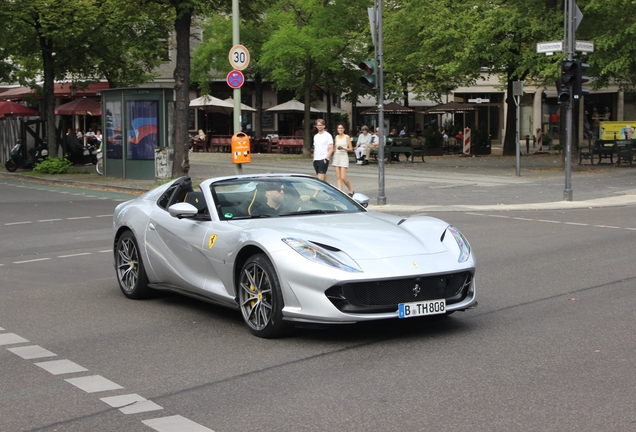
[5,160,17,172]
[238,254,293,338]
[115,231,151,299]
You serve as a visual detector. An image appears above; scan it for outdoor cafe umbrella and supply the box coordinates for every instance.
[360,101,415,115]
[189,95,234,114]
[55,97,102,134]
[266,100,319,136]
[0,100,39,118]
[54,97,102,116]
[421,101,477,115]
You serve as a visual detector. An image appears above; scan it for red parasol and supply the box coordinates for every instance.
[54,97,102,116]
[0,101,39,118]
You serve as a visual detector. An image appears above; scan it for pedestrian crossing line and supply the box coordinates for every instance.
[1,324,215,431]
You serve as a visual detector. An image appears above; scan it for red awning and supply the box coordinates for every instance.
[0,100,39,118]
[0,82,109,100]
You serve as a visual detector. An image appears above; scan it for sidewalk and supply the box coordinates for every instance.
[2,151,635,212]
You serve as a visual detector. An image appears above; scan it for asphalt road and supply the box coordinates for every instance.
[1,179,635,431]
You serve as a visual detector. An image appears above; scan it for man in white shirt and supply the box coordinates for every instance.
[312,119,333,181]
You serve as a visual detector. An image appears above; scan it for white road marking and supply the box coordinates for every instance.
[96,214,112,217]
[594,225,620,229]
[35,359,89,375]
[101,394,164,414]
[99,250,112,253]
[0,333,29,345]
[0,327,4,331]
[8,345,57,359]
[626,228,636,231]
[512,217,534,221]
[65,375,123,393]
[67,216,91,220]
[120,400,164,414]
[101,393,146,407]
[5,221,32,225]
[143,415,215,432]
[537,219,561,223]
[488,215,509,218]
[58,253,92,258]
[564,222,588,226]
[38,218,63,222]
[13,258,51,264]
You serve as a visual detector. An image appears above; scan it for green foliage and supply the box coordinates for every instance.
[423,126,444,148]
[32,157,73,174]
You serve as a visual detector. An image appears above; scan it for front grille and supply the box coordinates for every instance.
[326,271,472,314]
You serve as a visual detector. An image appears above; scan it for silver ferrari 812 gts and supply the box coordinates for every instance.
[113,174,476,338]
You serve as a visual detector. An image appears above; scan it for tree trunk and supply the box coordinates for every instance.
[254,73,263,138]
[171,8,192,178]
[302,61,313,158]
[40,36,57,155]
[502,78,517,156]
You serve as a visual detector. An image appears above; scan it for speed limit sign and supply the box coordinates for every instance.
[229,45,250,71]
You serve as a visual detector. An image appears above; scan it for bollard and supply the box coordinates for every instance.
[525,135,530,154]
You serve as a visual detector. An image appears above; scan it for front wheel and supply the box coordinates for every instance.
[5,160,18,172]
[115,231,151,299]
[95,155,103,175]
[238,254,294,338]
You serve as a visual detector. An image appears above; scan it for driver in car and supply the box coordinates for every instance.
[252,181,287,215]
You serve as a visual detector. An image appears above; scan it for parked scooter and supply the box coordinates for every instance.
[5,139,48,172]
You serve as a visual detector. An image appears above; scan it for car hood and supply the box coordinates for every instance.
[230,212,449,260]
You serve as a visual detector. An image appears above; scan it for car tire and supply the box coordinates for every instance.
[238,253,294,338]
[115,231,151,299]
[5,160,17,172]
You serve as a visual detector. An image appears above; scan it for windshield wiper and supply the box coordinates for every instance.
[229,214,273,220]
[280,209,336,216]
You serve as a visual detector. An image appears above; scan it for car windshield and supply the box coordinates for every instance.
[210,176,365,220]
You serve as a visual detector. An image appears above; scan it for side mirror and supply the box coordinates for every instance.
[352,192,370,208]
[168,202,198,219]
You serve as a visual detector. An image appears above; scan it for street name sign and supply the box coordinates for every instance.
[536,41,563,55]
[468,98,490,103]
[575,40,594,54]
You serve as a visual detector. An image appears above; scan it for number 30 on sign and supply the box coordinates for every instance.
[229,45,250,71]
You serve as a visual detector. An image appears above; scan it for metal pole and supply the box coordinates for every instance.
[515,95,520,176]
[232,0,243,175]
[564,0,574,201]
[376,0,386,205]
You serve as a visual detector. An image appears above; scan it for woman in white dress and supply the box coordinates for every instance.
[332,123,355,196]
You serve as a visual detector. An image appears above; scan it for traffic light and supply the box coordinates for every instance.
[358,59,377,90]
[558,60,576,103]
[573,60,590,99]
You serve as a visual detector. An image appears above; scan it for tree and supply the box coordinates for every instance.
[86,0,174,88]
[0,0,101,153]
[192,2,275,138]
[259,0,369,158]
[582,0,636,90]
[383,0,562,156]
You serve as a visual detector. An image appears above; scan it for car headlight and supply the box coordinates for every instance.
[447,226,471,263]
[282,238,362,273]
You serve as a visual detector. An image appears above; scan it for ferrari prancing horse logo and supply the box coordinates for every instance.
[208,234,218,249]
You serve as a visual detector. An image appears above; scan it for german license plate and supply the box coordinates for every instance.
[398,299,446,318]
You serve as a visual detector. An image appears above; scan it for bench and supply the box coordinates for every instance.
[210,136,232,152]
[277,138,303,154]
[594,139,616,164]
[615,139,636,166]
